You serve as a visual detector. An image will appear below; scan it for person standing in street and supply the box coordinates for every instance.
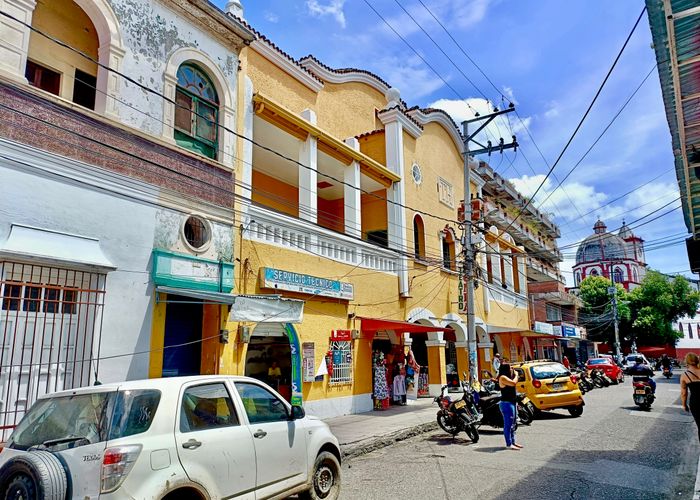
[498,362,521,450]
[492,353,501,378]
[681,352,700,441]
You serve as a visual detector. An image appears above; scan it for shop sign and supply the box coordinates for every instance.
[260,268,354,300]
[534,321,554,335]
[302,342,315,383]
[284,324,303,406]
[562,325,578,337]
[331,329,352,341]
[552,325,562,336]
[152,249,234,292]
[458,275,468,313]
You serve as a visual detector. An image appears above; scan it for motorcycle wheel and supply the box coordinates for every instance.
[593,378,605,388]
[437,413,460,436]
[517,405,533,425]
[465,424,480,443]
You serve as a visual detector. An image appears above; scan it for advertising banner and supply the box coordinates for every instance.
[261,268,354,300]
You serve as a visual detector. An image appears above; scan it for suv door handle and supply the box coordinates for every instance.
[182,439,202,449]
[253,429,267,439]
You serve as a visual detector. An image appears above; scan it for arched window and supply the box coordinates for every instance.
[590,269,599,277]
[413,214,426,260]
[613,267,623,283]
[575,271,581,285]
[175,64,219,159]
[632,268,638,282]
[441,229,456,271]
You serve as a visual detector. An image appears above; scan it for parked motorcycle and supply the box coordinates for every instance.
[572,368,593,393]
[434,382,480,442]
[632,376,655,410]
[476,379,533,427]
[590,369,610,388]
[663,366,673,379]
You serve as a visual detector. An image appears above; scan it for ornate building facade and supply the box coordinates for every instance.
[573,219,647,291]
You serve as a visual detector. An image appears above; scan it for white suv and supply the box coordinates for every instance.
[0,376,341,500]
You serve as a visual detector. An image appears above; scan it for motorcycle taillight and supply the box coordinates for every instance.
[633,382,645,388]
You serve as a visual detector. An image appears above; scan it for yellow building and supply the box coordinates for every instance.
[187,16,531,418]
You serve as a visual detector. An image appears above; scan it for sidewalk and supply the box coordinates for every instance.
[323,398,437,459]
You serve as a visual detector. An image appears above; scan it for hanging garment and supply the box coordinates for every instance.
[393,374,406,401]
[373,364,389,400]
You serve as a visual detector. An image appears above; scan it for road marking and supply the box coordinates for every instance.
[628,410,694,423]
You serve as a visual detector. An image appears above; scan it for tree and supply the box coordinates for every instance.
[627,270,700,345]
[578,276,630,344]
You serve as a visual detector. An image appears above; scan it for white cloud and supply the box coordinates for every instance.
[381,0,493,39]
[379,55,445,101]
[264,11,279,23]
[544,101,559,119]
[428,97,528,144]
[306,0,346,28]
[507,174,608,222]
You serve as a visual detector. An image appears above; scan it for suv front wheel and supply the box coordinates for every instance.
[300,451,341,500]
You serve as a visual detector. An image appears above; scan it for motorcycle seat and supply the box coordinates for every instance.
[479,394,501,402]
[632,376,650,382]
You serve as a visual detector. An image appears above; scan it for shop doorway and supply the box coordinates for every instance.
[245,323,293,402]
[162,295,202,377]
[445,341,459,391]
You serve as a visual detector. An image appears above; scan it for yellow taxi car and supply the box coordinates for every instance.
[512,360,585,417]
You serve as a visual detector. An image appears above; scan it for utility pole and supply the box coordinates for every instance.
[461,105,517,383]
[608,285,622,362]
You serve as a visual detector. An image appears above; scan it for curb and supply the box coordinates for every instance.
[340,420,438,460]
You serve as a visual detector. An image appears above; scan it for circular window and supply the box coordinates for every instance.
[183,215,211,251]
[412,163,422,184]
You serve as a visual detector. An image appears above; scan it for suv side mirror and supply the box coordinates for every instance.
[290,405,305,420]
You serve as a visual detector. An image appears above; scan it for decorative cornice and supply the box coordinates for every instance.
[250,40,324,93]
[299,55,391,95]
[377,106,423,139]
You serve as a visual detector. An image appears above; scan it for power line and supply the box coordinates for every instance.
[497,6,647,236]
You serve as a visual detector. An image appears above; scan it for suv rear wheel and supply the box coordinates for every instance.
[300,451,341,500]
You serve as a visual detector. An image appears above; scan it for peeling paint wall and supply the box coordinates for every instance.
[107,0,239,137]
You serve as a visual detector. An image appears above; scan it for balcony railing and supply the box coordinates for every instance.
[485,282,529,309]
[244,204,399,274]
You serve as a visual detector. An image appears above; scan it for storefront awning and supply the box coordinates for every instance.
[359,317,452,334]
[156,286,304,324]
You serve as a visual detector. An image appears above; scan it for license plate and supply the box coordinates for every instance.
[454,400,466,409]
[521,397,530,405]
[635,389,646,395]
[551,383,564,391]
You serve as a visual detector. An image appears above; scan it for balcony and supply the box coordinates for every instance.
[485,282,528,309]
[484,200,563,263]
[244,204,399,274]
[526,256,565,283]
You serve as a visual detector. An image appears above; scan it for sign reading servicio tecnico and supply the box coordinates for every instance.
[260,268,354,300]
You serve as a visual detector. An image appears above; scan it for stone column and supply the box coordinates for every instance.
[298,109,318,223]
[426,339,447,396]
[0,0,36,84]
[344,137,362,238]
[95,44,125,120]
[454,340,470,380]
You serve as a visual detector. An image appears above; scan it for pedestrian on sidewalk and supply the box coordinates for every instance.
[498,362,522,450]
[681,352,700,441]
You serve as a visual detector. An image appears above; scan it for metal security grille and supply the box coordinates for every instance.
[329,340,352,385]
[0,261,106,439]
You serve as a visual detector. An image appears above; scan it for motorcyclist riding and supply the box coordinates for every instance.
[628,356,656,393]
[661,354,672,371]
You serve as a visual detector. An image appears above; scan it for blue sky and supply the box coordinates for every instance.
[217,0,688,285]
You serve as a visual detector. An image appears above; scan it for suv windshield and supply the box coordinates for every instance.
[530,363,569,380]
[9,389,161,451]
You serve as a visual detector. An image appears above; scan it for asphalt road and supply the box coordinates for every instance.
[339,374,699,500]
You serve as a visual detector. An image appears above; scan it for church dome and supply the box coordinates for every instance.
[575,219,629,264]
[618,220,635,239]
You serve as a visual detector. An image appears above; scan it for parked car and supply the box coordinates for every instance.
[0,376,341,500]
[599,353,623,367]
[512,361,585,417]
[623,354,652,374]
[586,357,624,384]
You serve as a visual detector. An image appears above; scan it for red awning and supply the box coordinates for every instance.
[359,317,453,334]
